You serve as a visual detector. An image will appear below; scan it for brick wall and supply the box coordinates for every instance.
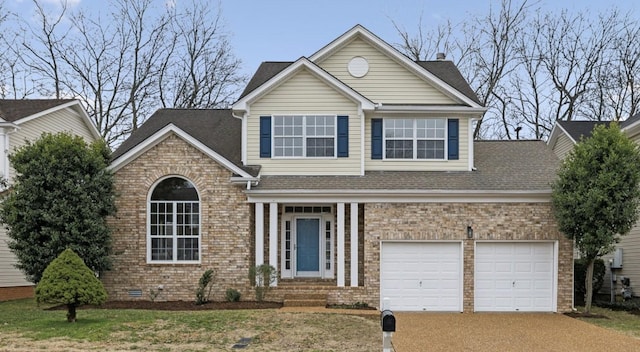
[0,285,34,301]
[102,135,253,302]
[363,202,573,312]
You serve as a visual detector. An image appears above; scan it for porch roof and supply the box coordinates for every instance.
[251,141,559,192]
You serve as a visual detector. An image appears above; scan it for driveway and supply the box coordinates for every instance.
[391,313,640,351]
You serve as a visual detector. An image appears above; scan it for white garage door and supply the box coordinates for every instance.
[475,242,555,312]
[381,242,462,312]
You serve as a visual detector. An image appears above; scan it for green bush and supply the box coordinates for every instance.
[225,288,241,302]
[249,264,277,302]
[195,269,215,305]
[574,258,606,306]
[35,248,107,322]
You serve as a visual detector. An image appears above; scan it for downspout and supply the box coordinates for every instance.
[231,110,248,165]
[359,105,365,176]
[0,124,18,185]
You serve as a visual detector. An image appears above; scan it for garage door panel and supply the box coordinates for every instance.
[381,242,461,312]
[475,242,555,312]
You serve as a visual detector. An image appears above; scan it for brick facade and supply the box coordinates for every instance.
[104,135,571,312]
[362,202,573,312]
[0,285,34,301]
[102,135,253,302]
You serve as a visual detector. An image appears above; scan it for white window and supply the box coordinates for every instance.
[273,115,335,157]
[384,118,446,159]
[148,177,200,263]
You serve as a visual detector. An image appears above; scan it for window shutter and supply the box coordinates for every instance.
[371,118,383,160]
[337,115,349,157]
[447,119,459,160]
[260,116,271,158]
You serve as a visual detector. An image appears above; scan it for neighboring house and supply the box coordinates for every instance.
[104,25,572,312]
[0,99,101,301]
[548,114,640,297]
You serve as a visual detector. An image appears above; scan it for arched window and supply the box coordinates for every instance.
[148,177,200,262]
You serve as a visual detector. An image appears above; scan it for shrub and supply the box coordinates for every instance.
[225,288,241,302]
[195,269,215,305]
[35,248,107,322]
[249,264,277,302]
[574,258,606,306]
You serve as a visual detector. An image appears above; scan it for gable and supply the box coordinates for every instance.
[317,37,455,105]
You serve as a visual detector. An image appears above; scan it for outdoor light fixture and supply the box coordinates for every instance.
[467,226,473,239]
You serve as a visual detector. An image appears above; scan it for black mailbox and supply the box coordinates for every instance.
[381,309,396,332]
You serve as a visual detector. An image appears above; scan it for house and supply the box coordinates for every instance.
[548,114,640,297]
[104,25,572,312]
[0,99,101,301]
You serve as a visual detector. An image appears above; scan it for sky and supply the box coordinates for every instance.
[6,0,640,79]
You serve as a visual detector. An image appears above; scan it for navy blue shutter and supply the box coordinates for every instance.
[259,116,271,158]
[447,119,459,160]
[371,118,383,160]
[337,115,349,157]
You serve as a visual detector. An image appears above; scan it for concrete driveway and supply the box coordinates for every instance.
[391,313,640,351]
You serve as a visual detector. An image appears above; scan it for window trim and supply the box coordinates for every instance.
[271,114,338,159]
[147,176,201,264]
[382,118,448,160]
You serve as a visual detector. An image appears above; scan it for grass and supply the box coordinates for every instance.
[0,299,380,351]
[575,306,640,339]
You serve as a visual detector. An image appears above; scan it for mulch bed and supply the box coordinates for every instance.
[47,300,283,311]
[563,312,609,319]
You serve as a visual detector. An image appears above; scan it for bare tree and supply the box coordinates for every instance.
[158,0,245,109]
[392,15,455,62]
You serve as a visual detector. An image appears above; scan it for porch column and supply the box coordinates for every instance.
[350,203,359,287]
[337,203,345,287]
[255,203,264,266]
[269,202,278,286]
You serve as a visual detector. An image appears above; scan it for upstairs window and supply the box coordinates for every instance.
[384,118,446,159]
[273,115,335,157]
[148,177,200,263]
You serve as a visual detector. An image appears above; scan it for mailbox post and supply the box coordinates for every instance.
[381,298,395,352]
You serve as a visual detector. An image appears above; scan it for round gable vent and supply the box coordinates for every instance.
[347,56,369,78]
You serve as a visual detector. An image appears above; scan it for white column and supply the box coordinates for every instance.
[255,203,264,266]
[269,202,278,286]
[337,203,345,287]
[350,203,359,287]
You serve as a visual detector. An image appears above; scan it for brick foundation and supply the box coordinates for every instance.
[0,285,34,301]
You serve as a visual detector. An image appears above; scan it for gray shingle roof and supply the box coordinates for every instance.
[415,61,481,105]
[111,109,259,176]
[239,60,480,105]
[621,112,640,129]
[252,141,559,192]
[0,99,76,122]
[557,120,611,141]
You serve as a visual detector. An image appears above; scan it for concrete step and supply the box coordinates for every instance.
[283,298,327,307]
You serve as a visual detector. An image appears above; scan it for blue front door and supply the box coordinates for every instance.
[296,218,320,275]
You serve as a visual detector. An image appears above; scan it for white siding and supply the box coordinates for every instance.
[1,106,97,288]
[0,223,32,287]
[317,37,455,105]
[247,68,362,175]
[601,225,640,295]
[8,107,97,181]
[365,115,470,171]
[550,133,575,160]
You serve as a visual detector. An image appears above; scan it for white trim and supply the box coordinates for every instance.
[382,118,447,161]
[246,190,552,204]
[269,203,278,286]
[469,118,476,171]
[255,203,264,266]
[232,57,375,113]
[373,105,487,115]
[309,25,484,109]
[14,100,102,140]
[359,110,365,176]
[271,114,338,159]
[337,203,345,287]
[546,122,577,149]
[108,124,253,178]
[350,203,359,287]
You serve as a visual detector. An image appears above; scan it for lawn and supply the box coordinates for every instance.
[0,299,381,351]
[574,306,640,339]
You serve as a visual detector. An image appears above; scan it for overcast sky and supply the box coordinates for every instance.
[7,0,639,78]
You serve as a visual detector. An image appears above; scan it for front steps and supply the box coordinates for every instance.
[277,279,335,307]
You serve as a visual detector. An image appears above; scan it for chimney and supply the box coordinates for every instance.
[436,52,446,60]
